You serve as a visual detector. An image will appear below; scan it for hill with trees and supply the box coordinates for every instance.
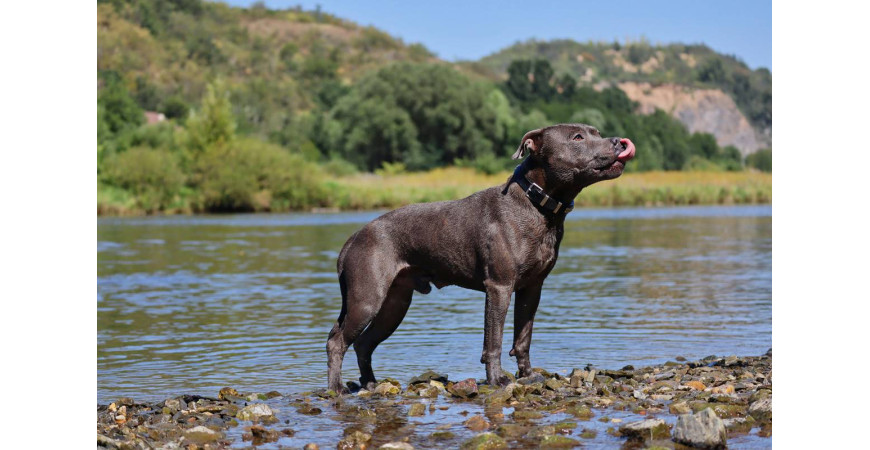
[97,0,772,214]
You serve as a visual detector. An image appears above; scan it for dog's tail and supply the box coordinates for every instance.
[330,230,360,333]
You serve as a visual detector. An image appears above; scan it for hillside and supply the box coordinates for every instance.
[465,39,772,154]
[97,1,772,215]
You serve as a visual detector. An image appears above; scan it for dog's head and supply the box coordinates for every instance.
[513,123,636,188]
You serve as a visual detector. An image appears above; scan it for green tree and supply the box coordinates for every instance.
[506,60,534,102]
[328,63,501,170]
[696,58,726,84]
[746,148,772,172]
[98,72,144,134]
[186,79,236,153]
[689,133,719,159]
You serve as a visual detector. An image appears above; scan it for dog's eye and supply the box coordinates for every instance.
[573,134,583,141]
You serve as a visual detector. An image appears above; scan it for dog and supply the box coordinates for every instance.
[326,123,636,392]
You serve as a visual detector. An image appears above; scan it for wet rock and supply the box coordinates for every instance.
[304,444,319,450]
[97,434,120,448]
[464,414,490,432]
[374,382,401,396]
[409,370,448,385]
[183,425,222,445]
[539,435,580,447]
[723,415,756,434]
[484,385,514,405]
[619,419,670,441]
[691,402,746,418]
[585,370,597,383]
[164,398,182,412]
[265,390,282,399]
[553,422,577,433]
[236,403,274,422]
[248,424,280,444]
[545,378,565,391]
[448,378,479,398]
[685,380,707,391]
[477,385,495,395]
[408,403,426,417]
[673,408,727,448]
[380,442,415,450]
[580,428,597,439]
[461,432,507,450]
[748,396,772,423]
[431,431,455,440]
[495,424,528,438]
[566,405,593,420]
[711,384,735,395]
[218,387,238,400]
[296,403,322,415]
[517,373,546,385]
[339,430,372,449]
[670,402,692,415]
[527,426,556,438]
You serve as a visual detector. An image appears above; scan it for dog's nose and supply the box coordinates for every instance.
[610,137,624,153]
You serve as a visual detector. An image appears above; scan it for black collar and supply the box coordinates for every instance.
[511,165,574,215]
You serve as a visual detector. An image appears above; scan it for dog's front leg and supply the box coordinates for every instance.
[510,283,543,378]
[481,282,513,386]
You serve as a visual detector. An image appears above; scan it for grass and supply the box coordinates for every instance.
[325,168,772,210]
[96,168,771,216]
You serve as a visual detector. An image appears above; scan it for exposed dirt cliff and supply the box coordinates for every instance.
[618,82,769,156]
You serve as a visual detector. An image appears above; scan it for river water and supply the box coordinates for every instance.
[97,205,771,405]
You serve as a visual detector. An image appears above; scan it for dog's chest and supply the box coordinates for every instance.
[521,227,561,277]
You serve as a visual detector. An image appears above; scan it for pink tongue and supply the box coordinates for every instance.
[617,139,636,162]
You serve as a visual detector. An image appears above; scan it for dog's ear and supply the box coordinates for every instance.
[512,128,543,160]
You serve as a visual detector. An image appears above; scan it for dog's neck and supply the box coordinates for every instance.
[520,160,582,207]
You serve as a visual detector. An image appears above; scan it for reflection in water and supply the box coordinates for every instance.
[98,205,771,404]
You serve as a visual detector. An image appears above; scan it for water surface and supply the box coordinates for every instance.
[97,205,771,404]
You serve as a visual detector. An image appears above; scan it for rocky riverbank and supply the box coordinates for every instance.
[97,350,771,449]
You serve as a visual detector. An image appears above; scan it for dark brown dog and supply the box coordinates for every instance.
[326,123,636,392]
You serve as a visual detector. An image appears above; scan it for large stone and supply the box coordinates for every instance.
[619,419,670,441]
[408,403,426,417]
[517,373,547,385]
[236,403,274,422]
[409,370,448,385]
[374,382,401,396]
[673,408,727,448]
[485,385,514,405]
[183,426,222,444]
[748,396,772,423]
[464,414,490,432]
[449,378,479,398]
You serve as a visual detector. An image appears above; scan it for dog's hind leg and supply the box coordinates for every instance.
[353,281,413,389]
[326,263,394,393]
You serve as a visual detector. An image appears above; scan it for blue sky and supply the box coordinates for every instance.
[222,1,771,70]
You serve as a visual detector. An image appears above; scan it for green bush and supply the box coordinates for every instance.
[101,147,186,212]
[194,138,326,212]
[746,148,772,172]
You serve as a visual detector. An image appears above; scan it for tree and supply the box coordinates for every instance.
[696,58,726,84]
[98,71,144,134]
[745,148,772,172]
[186,79,236,153]
[327,63,501,170]
[531,59,556,100]
[505,60,534,102]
